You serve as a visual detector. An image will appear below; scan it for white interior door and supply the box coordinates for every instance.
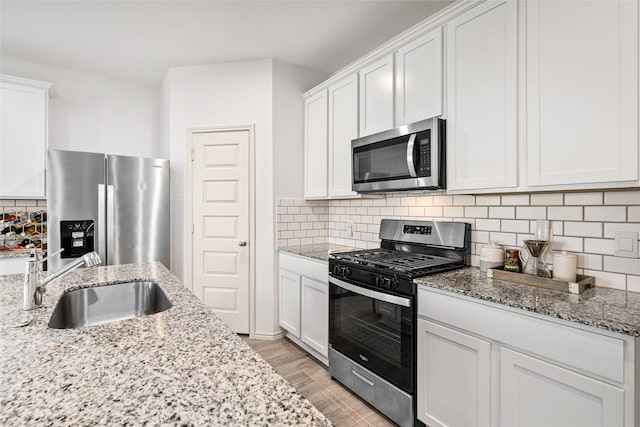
[192,129,250,333]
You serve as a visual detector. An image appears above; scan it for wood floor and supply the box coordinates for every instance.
[242,336,395,427]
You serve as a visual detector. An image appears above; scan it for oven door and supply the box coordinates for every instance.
[329,276,414,393]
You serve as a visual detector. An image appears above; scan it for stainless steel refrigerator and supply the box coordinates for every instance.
[47,150,170,271]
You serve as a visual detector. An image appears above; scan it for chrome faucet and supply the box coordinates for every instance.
[23,250,102,310]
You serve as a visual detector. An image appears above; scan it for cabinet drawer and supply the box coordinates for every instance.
[418,287,625,383]
[279,251,327,283]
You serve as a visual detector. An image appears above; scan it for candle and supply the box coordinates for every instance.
[553,251,577,282]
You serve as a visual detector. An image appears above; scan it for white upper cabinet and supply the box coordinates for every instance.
[446,0,518,191]
[359,55,394,137]
[304,89,328,198]
[0,75,54,199]
[328,74,359,198]
[395,27,443,126]
[526,0,639,188]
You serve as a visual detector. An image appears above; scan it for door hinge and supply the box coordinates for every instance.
[191,223,195,234]
[191,148,195,162]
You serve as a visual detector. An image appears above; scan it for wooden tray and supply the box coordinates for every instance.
[487,268,594,294]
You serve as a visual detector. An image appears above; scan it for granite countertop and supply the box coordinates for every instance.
[0,250,32,260]
[0,263,330,426]
[279,243,356,263]
[416,267,640,337]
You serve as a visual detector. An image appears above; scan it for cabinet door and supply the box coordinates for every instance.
[300,277,328,357]
[446,0,518,191]
[278,269,301,338]
[304,90,328,198]
[0,82,48,198]
[417,319,491,427]
[526,0,638,187]
[500,348,624,427]
[328,74,358,198]
[395,27,443,126]
[359,55,394,137]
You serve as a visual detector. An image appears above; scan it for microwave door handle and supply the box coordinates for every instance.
[406,133,418,177]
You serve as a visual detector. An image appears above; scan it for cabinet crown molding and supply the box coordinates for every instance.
[1,74,56,98]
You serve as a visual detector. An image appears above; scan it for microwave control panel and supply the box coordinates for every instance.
[417,137,431,177]
[60,220,95,258]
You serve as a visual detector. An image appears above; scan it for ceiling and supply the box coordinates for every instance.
[0,0,453,86]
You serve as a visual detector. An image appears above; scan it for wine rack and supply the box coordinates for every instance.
[0,208,47,251]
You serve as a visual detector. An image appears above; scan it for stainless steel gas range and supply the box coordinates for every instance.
[328,219,471,427]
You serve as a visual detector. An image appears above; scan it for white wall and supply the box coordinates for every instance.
[165,59,274,336]
[272,61,326,199]
[0,57,161,158]
[165,59,325,336]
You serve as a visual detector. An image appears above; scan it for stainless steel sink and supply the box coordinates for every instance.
[48,281,172,329]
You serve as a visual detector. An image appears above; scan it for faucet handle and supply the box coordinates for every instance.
[41,248,64,263]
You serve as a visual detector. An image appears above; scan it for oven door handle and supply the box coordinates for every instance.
[330,277,411,308]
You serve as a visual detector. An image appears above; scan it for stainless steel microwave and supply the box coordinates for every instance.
[351,118,445,193]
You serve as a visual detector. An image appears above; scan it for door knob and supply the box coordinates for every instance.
[238,241,247,247]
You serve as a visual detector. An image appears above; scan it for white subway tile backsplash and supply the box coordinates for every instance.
[501,220,530,233]
[444,207,464,218]
[576,253,603,270]
[564,192,603,206]
[530,193,563,206]
[277,190,640,291]
[476,219,501,231]
[501,194,529,206]
[564,222,602,238]
[465,206,488,218]
[453,195,475,206]
[584,206,626,222]
[475,195,501,206]
[603,256,640,275]
[547,206,582,221]
[489,232,517,246]
[516,206,546,220]
[604,190,640,205]
[584,238,614,255]
[489,206,515,219]
[583,270,626,290]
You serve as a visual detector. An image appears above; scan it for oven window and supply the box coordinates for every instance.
[353,136,412,183]
[329,282,414,392]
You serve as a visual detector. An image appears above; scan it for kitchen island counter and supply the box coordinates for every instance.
[0,262,330,426]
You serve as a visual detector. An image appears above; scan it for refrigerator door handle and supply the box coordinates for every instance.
[106,185,115,265]
[98,184,107,263]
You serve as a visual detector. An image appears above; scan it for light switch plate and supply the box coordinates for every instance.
[614,231,638,258]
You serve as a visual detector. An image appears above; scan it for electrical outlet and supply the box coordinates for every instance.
[614,231,638,258]
[346,222,353,237]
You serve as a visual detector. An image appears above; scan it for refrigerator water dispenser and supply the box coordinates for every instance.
[60,220,95,258]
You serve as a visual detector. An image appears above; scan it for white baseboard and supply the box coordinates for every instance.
[251,330,284,340]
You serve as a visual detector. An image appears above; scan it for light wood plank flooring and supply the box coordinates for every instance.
[242,336,395,427]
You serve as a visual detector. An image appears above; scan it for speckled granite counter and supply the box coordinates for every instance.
[0,262,330,426]
[416,267,640,337]
[0,250,31,259]
[279,243,356,263]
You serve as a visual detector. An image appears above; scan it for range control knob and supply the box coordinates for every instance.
[391,277,399,289]
[341,266,352,278]
[333,265,340,276]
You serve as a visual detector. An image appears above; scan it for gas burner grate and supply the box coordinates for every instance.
[334,248,458,273]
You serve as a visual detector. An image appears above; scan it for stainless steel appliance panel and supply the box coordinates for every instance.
[48,150,105,271]
[106,155,169,267]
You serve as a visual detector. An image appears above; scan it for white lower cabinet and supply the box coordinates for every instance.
[417,319,491,427]
[417,287,635,426]
[278,269,301,338]
[278,252,329,363]
[300,277,328,356]
[500,348,624,427]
